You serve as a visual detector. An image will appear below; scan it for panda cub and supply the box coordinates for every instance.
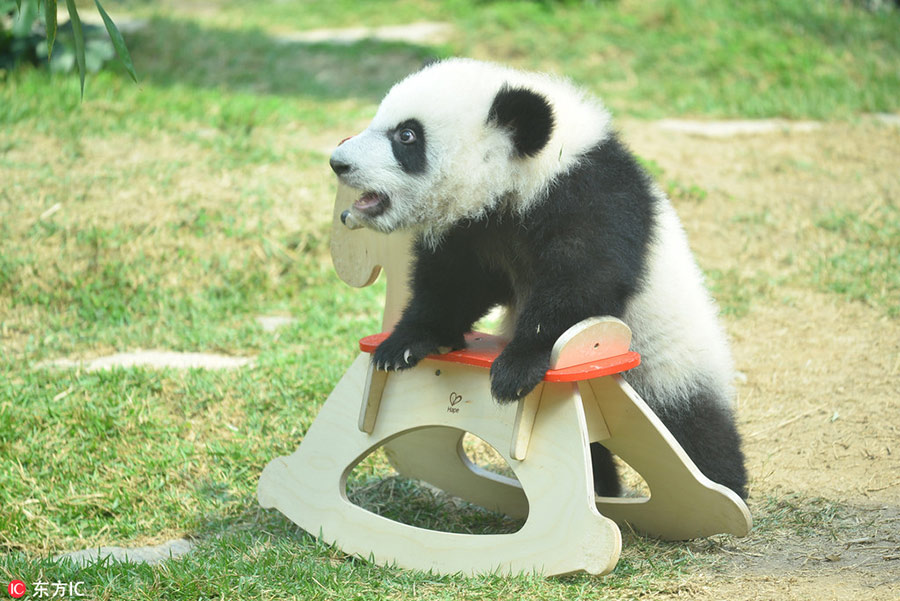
[329,58,747,499]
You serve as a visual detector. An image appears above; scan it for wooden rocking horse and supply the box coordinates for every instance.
[257,184,751,576]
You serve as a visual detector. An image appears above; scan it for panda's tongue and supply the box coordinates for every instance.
[354,192,389,216]
[354,193,381,210]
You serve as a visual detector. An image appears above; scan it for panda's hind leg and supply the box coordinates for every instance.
[655,391,748,499]
[590,442,622,497]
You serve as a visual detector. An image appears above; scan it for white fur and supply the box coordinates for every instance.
[622,190,735,409]
[331,58,612,246]
[332,59,735,410]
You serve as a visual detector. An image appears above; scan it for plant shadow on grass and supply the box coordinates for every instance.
[346,475,525,535]
[265,473,693,580]
[122,16,442,102]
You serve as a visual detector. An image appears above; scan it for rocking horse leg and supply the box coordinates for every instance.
[258,353,372,512]
[584,375,752,540]
[259,357,621,575]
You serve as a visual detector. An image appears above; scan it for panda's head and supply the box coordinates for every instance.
[330,59,611,244]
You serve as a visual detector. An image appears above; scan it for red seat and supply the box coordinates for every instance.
[359,331,640,383]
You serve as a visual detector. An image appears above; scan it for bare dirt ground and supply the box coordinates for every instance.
[616,117,900,600]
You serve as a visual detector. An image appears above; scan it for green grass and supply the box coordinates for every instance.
[121,0,450,32]
[1,534,701,601]
[0,352,711,599]
[704,269,772,318]
[752,492,846,540]
[703,196,900,318]
[8,0,899,123]
[812,202,900,316]
[2,1,898,599]
[466,0,900,118]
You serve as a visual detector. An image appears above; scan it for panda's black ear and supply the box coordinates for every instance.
[487,85,555,158]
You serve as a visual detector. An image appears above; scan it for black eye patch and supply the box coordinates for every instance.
[389,119,427,174]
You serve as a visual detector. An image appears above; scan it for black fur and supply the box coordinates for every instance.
[589,386,748,499]
[390,119,427,174]
[487,86,555,158]
[375,133,654,395]
[648,387,748,498]
[590,443,622,497]
[373,133,748,499]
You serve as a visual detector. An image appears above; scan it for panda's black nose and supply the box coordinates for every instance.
[329,157,352,176]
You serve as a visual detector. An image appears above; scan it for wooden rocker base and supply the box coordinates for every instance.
[257,319,751,576]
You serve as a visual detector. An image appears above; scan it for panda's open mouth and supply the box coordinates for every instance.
[354,191,390,217]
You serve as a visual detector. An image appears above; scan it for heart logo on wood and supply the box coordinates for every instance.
[449,392,463,406]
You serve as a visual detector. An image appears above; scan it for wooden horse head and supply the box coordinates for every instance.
[330,183,413,331]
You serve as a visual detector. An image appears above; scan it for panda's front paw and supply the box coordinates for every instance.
[372,332,437,371]
[373,328,464,372]
[489,346,550,404]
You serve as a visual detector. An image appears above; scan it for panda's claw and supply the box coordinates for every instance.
[372,329,447,373]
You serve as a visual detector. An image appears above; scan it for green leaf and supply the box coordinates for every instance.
[0,0,20,14]
[64,0,85,99]
[94,0,138,83]
[44,0,57,60]
[11,0,36,37]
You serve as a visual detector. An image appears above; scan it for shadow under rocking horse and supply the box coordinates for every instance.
[257,183,751,576]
